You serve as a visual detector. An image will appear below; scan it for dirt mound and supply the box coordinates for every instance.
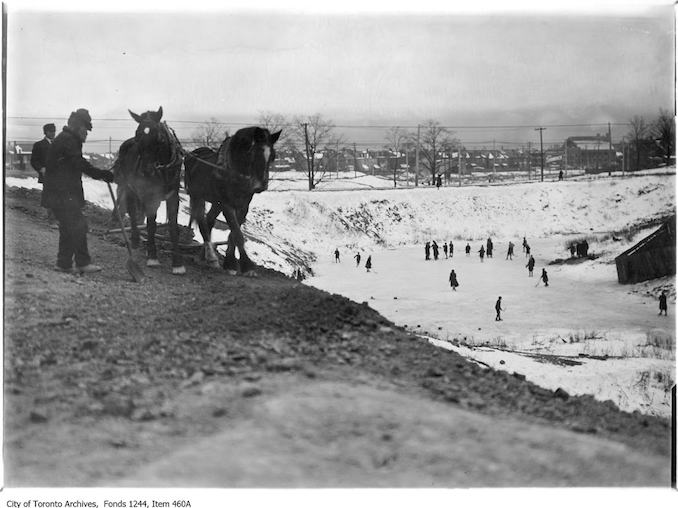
[3,184,672,487]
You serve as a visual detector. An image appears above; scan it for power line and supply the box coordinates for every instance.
[6,115,632,129]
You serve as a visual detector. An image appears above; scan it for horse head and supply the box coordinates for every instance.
[129,107,170,162]
[226,126,282,193]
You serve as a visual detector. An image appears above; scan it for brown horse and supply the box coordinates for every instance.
[113,106,186,274]
[184,127,281,274]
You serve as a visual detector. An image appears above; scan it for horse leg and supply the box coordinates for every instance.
[145,201,161,267]
[166,192,185,275]
[222,206,255,275]
[203,203,221,268]
[126,191,141,249]
[234,205,256,274]
[220,208,240,274]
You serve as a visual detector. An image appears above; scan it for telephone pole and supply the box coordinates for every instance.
[353,142,358,178]
[535,127,546,182]
[415,124,421,187]
[303,122,312,190]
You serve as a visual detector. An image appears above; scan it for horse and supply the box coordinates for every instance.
[184,126,281,275]
[112,106,186,274]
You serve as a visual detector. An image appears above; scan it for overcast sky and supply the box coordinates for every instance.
[5,1,675,150]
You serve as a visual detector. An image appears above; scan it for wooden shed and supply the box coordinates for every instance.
[615,216,676,284]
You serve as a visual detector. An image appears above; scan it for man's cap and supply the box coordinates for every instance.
[67,108,93,130]
[43,123,56,133]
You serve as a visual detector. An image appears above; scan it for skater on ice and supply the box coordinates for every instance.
[526,255,535,277]
[495,296,503,321]
[432,241,439,260]
[448,241,454,258]
[425,241,431,260]
[540,268,549,287]
[478,245,485,262]
[334,248,340,263]
[448,269,459,291]
[443,242,448,259]
[486,237,493,258]
[354,252,361,267]
[659,291,668,316]
[365,255,372,272]
[465,243,471,256]
[506,241,515,260]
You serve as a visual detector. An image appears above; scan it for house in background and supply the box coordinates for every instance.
[615,216,676,284]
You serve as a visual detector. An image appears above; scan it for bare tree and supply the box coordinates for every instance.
[384,126,410,188]
[258,111,294,149]
[651,109,675,167]
[291,114,335,190]
[191,117,228,149]
[628,115,648,171]
[419,120,453,183]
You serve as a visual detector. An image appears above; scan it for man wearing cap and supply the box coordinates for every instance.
[31,123,58,226]
[31,123,56,183]
[41,108,115,274]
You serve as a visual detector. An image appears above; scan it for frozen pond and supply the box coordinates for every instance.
[307,238,675,417]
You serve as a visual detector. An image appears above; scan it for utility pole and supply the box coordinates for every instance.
[415,124,420,187]
[527,142,532,180]
[109,136,112,158]
[607,122,612,171]
[353,142,358,179]
[336,140,339,179]
[458,147,462,187]
[303,122,312,190]
[535,127,546,182]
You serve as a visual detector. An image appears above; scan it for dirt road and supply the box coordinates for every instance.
[3,185,672,487]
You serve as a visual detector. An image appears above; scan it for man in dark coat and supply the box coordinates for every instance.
[31,123,57,225]
[540,268,549,287]
[526,255,535,276]
[31,123,56,183]
[448,241,453,258]
[448,269,459,291]
[465,243,471,256]
[41,108,114,273]
[354,252,361,267]
[432,241,439,260]
[486,237,493,258]
[495,296,503,321]
[659,291,668,316]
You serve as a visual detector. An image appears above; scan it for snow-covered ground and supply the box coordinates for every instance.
[5,167,676,417]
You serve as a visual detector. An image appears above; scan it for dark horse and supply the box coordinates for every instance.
[184,127,281,274]
[113,106,186,274]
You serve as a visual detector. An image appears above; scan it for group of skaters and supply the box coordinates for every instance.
[441,236,549,321]
[569,239,590,258]
[424,240,455,261]
[334,248,372,272]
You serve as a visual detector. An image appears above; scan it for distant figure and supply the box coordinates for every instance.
[436,174,442,188]
[31,122,57,226]
[334,248,340,263]
[365,255,372,272]
[525,243,531,257]
[659,291,668,316]
[449,269,459,291]
[443,242,448,258]
[522,236,528,253]
[526,255,535,277]
[478,245,485,262]
[425,241,431,260]
[506,241,515,260]
[354,252,361,267]
[558,170,563,181]
[495,296,503,321]
[486,237,493,258]
[540,268,549,287]
[582,240,589,257]
[465,243,471,256]
[569,244,576,257]
[575,242,582,258]
[432,241,439,260]
[449,241,454,258]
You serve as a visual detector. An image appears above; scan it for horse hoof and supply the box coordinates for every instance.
[208,261,220,269]
[147,259,161,267]
[172,266,186,275]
